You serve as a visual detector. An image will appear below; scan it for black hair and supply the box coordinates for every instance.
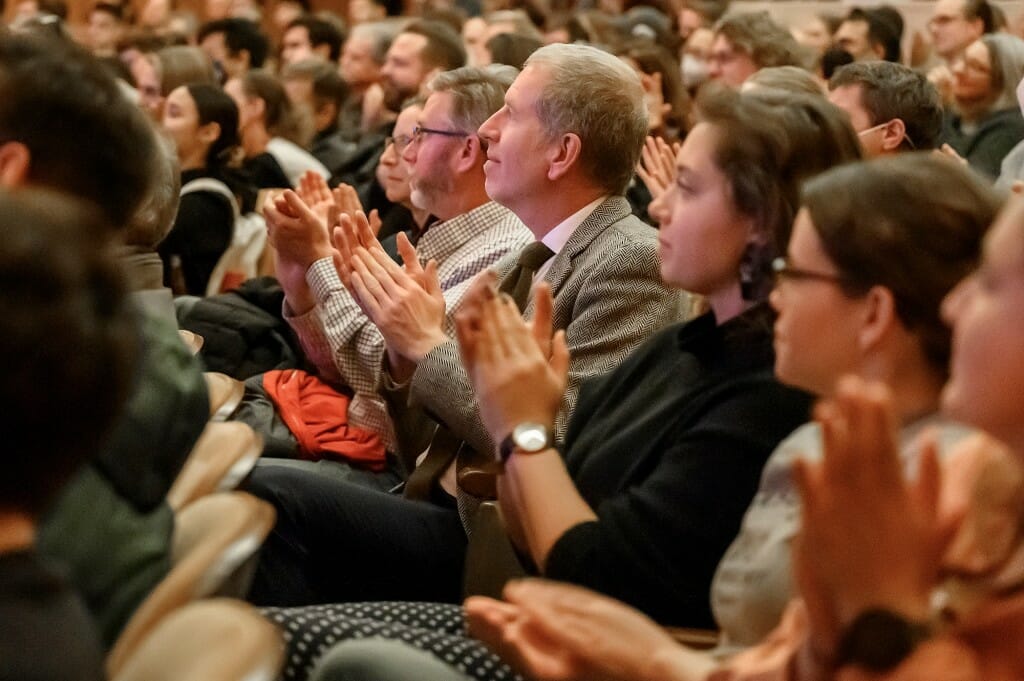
[185,82,240,170]
[198,18,270,68]
[0,35,156,230]
[286,15,345,62]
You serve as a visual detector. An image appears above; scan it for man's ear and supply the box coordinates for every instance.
[881,118,908,152]
[872,40,887,61]
[547,133,582,182]
[456,134,484,173]
[0,141,32,188]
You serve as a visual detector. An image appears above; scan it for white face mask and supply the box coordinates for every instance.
[681,53,708,89]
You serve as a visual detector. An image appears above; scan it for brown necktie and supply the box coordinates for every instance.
[499,241,555,312]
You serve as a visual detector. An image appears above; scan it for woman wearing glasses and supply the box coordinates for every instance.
[941,34,1024,178]
[374,98,434,247]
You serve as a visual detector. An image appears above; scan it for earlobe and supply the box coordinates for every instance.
[0,142,32,188]
[547,133,582,181]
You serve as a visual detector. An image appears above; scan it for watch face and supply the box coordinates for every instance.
[513,423,549,452]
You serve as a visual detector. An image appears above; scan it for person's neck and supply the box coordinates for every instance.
[242,124,271,158]
[0,511,35,554]
[179,153,207,173]
[432,182,491,222]
[410,204,431,230]
[858,351,944,425]
[517,181,606,240]
[707,281,751,326]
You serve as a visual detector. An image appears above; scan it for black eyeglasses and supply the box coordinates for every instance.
[771,257,848,286]
[411,125,469,144]
[385,134,414,152]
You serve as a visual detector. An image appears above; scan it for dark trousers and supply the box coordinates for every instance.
[246,463,466,607]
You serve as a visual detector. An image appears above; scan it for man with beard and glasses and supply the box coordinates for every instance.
[238,65,532,498]
[331,21,466,217]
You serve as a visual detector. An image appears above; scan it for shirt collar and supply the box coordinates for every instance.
[541,195,608,257]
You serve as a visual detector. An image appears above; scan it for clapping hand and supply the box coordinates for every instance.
[466,579,708,681]
[338,227,447,376]
[455,280,569,449]
[635,135,681,200]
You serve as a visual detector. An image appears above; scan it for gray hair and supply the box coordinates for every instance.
[124,131,180,249]
[981,33,1024,112]
[744,66,823,97]
[429,64,519,133]
[349,21,397,65]
[524,43,648,195]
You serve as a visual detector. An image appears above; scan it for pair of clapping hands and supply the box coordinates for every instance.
[263,170,570,438]
[466,377,962,681]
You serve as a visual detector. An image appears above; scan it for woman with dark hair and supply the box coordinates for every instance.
[158,82,242,295]
[225,69,329,189]
[258,88,861,681]
[942,33,1024,177]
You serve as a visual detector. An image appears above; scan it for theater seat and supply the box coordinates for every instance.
[111,598,283,681]
[167,421,263,512]
[106,492,276,677]
[205,372,246,421]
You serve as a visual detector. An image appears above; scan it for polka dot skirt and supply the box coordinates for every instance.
[262,601,522,681]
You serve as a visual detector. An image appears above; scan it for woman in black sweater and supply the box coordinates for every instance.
[158,83,243,295]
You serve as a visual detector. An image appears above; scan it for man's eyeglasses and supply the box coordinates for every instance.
[857,121,916,150]
[772,257,849,286]
[411,125,470,145]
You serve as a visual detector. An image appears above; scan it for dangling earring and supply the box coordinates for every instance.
[739,242,772,302]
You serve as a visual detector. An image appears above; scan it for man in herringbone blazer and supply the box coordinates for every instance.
[246,42,688,607]
[372,44,689,499]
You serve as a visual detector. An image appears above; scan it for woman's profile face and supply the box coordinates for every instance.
[952,40,994,105]
[161,86,203,165]
[941,200,1024,450]
[648,122,751,295]
[770,209,868,396]
[378,104,421,206]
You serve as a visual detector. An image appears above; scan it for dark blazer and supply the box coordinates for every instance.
[406,195,690,457]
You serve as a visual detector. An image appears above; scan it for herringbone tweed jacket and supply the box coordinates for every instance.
[403,195,691,458]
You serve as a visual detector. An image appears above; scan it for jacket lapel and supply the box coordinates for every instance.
[524,196,631,318]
